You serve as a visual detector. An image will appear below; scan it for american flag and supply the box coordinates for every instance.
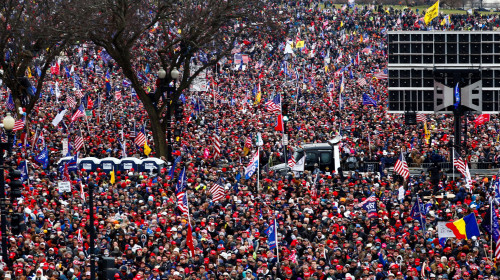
[67,96,77,108]
[453,150,468,177]
[394,153,410,180]
[416,113,426,122]
[209,177,225,202]
[244,136,252,149]
[30,160,40,170]
[115,89,122,100]
[374,69,388,79]
[177,192,188,215]
[357,78,367,87]
[13,117,25,132]
[265,94,281,113]
[288,154,296,168]
[6,94,15,111]
[134,127,146,146]
[74,89,84,99]
[213,134,221,158]
[74,130,84,151]
[70,105,85,122]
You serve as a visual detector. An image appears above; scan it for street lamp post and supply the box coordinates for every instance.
[158,68,179,163]
[0,113,15,269]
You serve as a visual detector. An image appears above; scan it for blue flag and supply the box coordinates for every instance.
[410,197,426,226]
[454,83,460,110]
[355,195,377,218]
[175,167,187,194]
[362,93,377,106]
[35,147,49,169]
[67,153,78,172]
[18,161,29,182]
[169,156,182,179]
[264,220,277,249]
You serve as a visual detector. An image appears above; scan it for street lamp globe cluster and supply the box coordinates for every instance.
[2,113,15,131]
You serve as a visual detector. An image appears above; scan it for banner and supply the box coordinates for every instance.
[437,222,456,238]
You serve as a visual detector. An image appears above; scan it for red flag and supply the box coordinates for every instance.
[87,96,94,110]
[186,224,195,257]
[474,114,490,128]
[274,114,284,132]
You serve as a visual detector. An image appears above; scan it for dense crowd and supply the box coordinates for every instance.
[1,1,500,280]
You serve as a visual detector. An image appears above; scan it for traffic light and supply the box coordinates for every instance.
[282,102,289,119]
[8,170,22,200]
[174,100,183,121]
[98,256,117,279]
[10,213,23,235]
[174,128,182,142]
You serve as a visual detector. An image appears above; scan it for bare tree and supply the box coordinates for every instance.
[87,0,284,159]
[0,0,90,120]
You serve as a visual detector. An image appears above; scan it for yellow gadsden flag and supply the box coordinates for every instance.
[110,167,115,184]
[295,41,304,49]
[424,0,439,25]
[144,141,152,156]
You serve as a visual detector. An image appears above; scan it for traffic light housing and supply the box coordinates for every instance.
[174,100,183,121]
[174,128,181,142]
[10,213,23,235]
[98,256,117,279]
[282,102,289,119]
[8,170,22,200]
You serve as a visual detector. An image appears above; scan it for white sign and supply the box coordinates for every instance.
[398,186,405,201]
[283,134,288,146]
[58,181,71,193]
[102,163,113,170]
[123,163,133,169]
[437,222,456,238]
[82,163,92,170]
[62,138,68,156]
[144,163,156,170]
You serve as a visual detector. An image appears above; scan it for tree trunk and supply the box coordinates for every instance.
[150,116,168,159]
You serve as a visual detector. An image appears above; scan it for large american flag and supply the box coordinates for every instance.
[74,131,84,151]
[13,118,25,132]
[453,150,468,177]
[416,113,426,122]
[74,89,84,99]
[134,127,146,146]
[265,94,281,113]
[70,105,85,122]
[357,78,367,87]
[213,134,221,158]
[374,69,388,79]
[6,94,15,111]
[177,192,188,215]
[67,96,77,108]
[209,177,225,202]
[394,153,410,180]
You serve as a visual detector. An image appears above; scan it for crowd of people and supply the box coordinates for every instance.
[1,1,500,279]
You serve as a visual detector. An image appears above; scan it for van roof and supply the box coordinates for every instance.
[298,143,332,151]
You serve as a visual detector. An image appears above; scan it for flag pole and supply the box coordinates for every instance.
[257,146,260,193]
[275,223,279,266]
[452,147,455,182]
[491,200,493,260]
[25,160,30,186]
[79,125,87,155]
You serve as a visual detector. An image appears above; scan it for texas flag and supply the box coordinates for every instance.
[274,114,284,132]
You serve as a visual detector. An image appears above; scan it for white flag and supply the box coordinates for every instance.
[51,109,67,127]
[291,156,305,172]
[256,132,264,147]
[437,222,456,238]
[398,186,405,201]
